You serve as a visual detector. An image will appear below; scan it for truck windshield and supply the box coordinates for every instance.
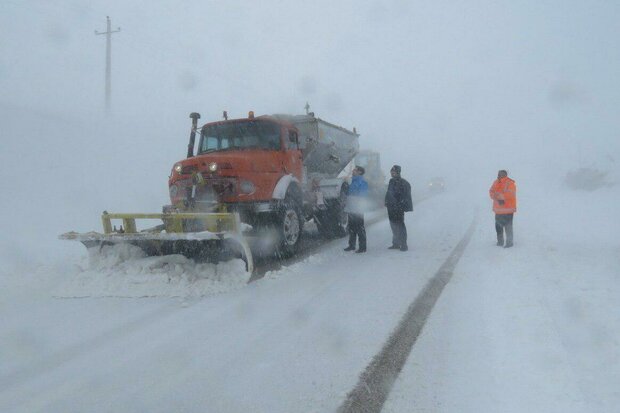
[198,121,281,153]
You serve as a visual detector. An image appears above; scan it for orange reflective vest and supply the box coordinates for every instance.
[489,177,517,214]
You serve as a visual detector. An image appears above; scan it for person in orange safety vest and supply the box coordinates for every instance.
[489,170,517,248]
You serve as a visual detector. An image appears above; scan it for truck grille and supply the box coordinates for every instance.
[181,165,198,175]
[196,178,237,198]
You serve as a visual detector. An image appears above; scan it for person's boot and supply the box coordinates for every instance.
[344,246,355,251]
[355,249,366,253]
[504,241,513,248]
[400,245,408,251]
[496,240,504,246]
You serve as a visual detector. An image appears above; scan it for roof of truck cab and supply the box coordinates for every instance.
[200,115,288,128]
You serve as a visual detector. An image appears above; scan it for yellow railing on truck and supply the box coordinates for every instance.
[101,211,240,234]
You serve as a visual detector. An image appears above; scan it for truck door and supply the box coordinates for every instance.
[284,130,303,181]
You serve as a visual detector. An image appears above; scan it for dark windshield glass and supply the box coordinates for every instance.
[198,121,281,153]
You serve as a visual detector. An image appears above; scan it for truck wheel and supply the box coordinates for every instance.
[331,186,348,237]
[276,190,303,257]
[316,185,348,239]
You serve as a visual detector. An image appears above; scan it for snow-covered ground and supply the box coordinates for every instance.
[384,187,620,412]
[1,180,618,412]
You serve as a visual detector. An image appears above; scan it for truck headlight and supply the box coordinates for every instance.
[173,163,182,174]
[239,180,255,194]
[208,162,217,172]
[169,184,178,198]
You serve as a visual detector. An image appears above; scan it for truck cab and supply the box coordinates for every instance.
[169,115,302,214]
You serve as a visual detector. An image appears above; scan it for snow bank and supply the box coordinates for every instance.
[51,244,250,298]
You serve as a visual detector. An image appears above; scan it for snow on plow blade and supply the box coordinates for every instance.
[60,211,253,273]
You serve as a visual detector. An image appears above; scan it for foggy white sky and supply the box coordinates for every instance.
[1,1,619,262]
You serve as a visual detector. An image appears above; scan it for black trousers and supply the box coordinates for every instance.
[388,210,407,248]
[347,213,366,250]
[495,213,514,245]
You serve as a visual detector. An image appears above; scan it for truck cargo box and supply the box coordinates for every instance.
[273,114,359,178]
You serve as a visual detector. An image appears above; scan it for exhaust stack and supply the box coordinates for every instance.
[187,112,201,158]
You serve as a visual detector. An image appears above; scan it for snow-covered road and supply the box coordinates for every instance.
[1,184,618,413]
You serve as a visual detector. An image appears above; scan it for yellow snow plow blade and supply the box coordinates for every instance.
[60,211,254,273]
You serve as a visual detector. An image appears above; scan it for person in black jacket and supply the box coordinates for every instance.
[384,165,413,251]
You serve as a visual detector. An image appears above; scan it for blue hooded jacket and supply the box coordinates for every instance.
[348,175,369,197]
[345,175,369,214]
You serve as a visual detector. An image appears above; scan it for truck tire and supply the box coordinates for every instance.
[316,184,348,239]
[275,188,303,258]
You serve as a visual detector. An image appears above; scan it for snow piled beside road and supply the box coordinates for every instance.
[0,244,249,300]
[53,244,249,298]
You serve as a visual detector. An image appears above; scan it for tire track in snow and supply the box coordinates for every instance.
[338,214,477,413]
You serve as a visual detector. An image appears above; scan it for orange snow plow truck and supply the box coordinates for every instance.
[61,111,360,273]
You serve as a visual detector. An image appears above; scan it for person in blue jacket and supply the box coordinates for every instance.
[344,166,369,253]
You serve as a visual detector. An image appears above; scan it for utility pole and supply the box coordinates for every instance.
[95,16,120,114]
